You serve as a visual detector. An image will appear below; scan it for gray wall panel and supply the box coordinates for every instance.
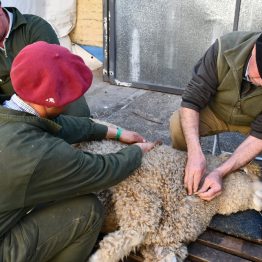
[238,0,262,31]
[113,0,235,90]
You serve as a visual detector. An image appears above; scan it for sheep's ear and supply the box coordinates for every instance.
[218,152,231,162]
[241,161,261,180]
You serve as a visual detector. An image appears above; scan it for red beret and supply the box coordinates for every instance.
[11,41,93,107]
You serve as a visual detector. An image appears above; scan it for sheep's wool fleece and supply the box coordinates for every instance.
[77,140,258,249]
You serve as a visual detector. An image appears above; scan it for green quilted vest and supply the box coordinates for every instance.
[209,31,262,126]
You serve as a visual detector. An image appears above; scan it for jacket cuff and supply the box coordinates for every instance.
[250,130,262,139]
[92,123,108,140]
[181,101,201,112]
[122,144,143,169]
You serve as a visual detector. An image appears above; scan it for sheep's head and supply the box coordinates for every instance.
[215,161,262,215]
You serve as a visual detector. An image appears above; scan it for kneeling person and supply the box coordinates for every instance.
[0,41,156,261]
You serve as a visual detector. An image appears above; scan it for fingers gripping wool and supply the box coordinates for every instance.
[79,139,262,262]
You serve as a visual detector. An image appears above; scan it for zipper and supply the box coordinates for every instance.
[3,40,7,58]
[231,100,241,117]
[236,100,241,110]
[1,39,8,58]
[0,47,7,58]
[229,99,241,123]
[3,48,7,58]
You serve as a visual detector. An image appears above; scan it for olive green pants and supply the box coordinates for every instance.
[169,106,250,151]
[1,194,104,262]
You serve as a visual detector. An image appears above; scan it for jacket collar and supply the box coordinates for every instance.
[0,106,62,134]
[222,33,260,88]
[5,7,27,32]
[224,33,260,72]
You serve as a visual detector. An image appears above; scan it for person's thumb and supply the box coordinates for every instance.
[195,180,210,194]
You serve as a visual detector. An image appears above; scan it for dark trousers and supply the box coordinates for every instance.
[1,194,104,262]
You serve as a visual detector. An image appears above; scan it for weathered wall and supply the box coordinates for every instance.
[109,0,262,90]
[70,0,103,47]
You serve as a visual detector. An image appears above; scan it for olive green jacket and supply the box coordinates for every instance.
[0,7,59,101]
[0,107,142,238]
[209,31,262,126]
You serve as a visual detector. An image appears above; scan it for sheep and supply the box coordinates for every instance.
[75,139,262,262]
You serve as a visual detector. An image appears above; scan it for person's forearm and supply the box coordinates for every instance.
[181,107,206,194]
[54,116,108,143]
[180,107,202,153]
[106,126,118,139]
[214,135,262,177]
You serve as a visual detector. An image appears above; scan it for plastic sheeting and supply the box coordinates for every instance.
[1,0,76,38]
[1,1,102,69]
[105,0,262,92]
[110,0,236,90]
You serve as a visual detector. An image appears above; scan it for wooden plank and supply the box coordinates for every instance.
[124,253,144,262]
[188,242,251,262]
[97,229,262,262]
[197,229,262,262]
[70,0,103,47]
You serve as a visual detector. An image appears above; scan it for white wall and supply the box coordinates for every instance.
[1,0,76,49]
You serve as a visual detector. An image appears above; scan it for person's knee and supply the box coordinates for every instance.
[90,194,104,222]
[42,195,104,261]
[65,194,104,233]
[81,194,104,229]
[169,110,187,151]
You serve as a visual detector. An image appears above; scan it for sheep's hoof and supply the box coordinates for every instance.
[88,253,104,262]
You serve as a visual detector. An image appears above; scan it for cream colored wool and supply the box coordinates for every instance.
[76,139,262,262]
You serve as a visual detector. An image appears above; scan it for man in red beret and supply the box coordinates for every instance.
[169,32,262,201]
[0,41,156,261]
[0,1,91,117]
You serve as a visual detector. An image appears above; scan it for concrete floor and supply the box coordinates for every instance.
[85,68,181,145]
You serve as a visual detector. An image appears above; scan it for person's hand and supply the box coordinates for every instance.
[184,151,206,195]
[195,170,223,201]
[106,127,146,144]
[135,141,162,154]
[119,130,146,144]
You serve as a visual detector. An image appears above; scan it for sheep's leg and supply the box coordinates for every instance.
[141,245,188,262]
[89,229,146,262]
[171,245,188,262]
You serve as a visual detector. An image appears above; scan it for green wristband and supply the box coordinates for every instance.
[115,127,123,141]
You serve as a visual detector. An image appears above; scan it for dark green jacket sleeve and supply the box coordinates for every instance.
[24,13,60,45]
[53,115,108,143]
[251,114,262,139]
[25,138,142,206]
[181,40,218,112]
